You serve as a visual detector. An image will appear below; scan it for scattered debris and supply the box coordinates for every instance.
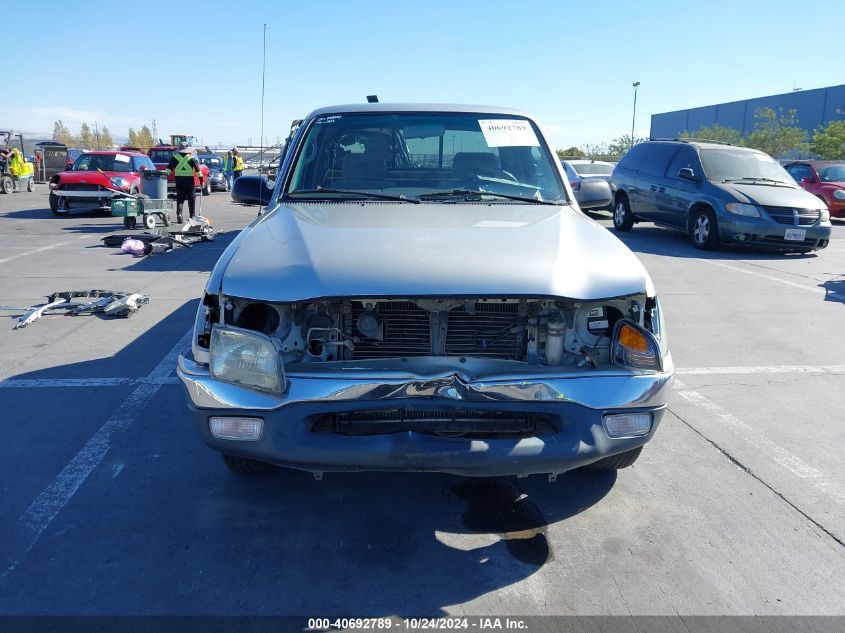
[101,215,214,256]
[10,290,149,329]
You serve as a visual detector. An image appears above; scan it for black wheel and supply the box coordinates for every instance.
[123,216,137,229]
[689,207,720,250]
[222,454,275,474]
[203,180,212,196]
[587,447,643,471]
[27,178,35,192]
[49,192,68,215]
[613,196,635,232]
[1,176,12,194]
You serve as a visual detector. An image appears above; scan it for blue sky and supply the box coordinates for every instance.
[4,0,840,150]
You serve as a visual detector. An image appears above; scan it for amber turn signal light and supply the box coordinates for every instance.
[619,323,648,352]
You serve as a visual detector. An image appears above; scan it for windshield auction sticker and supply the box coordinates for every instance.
[114,154,130,163]
[478,119,540,147]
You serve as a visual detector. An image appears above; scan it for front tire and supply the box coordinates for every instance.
[49,192,68,215]
[613,196,635,232]
[123,216,137,229]
[27,178,35,192]
[143,214,157,230]
[203,180,211,196]
[690,208,720,250]
[587,447,643,471]
[1,176,13,194]
[222,454,275,474]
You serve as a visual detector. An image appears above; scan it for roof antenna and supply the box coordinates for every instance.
[366,95,379,103]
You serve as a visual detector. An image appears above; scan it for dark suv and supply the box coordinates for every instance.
[611,140,831,251]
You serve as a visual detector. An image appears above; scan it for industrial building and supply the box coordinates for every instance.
[650,84,845,139]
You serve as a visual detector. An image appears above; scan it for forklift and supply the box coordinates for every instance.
[0,130,35,194]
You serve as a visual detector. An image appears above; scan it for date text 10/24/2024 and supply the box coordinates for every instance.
[307,618,529,630]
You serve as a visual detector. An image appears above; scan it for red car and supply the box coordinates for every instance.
[784,160,845,219]
[49,151,154,215]
[147,145,211,196]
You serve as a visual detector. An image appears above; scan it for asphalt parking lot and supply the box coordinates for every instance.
[1,188,844,617]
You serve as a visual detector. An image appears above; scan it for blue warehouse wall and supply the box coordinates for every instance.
[650,84,845,139]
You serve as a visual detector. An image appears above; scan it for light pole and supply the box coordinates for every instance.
[631,82,640,148]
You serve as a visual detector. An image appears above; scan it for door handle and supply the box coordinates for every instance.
[658,186,666,193]
[649,185,658,191]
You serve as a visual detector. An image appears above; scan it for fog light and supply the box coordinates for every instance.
[603,413,652,438]
[209,416,263,441]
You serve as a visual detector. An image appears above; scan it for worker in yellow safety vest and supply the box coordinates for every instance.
[232,148,246,181]
[165,141,204,222]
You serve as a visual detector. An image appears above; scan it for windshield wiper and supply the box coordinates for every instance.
[287,187,420,203]
[417,189,563,205]
[722,177,790,185]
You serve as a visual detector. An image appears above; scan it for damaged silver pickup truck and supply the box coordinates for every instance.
[178,103,675,478]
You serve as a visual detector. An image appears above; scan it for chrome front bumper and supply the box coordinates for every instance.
[178,354,675,476]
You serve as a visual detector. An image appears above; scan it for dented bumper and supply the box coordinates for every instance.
[178,354,674,476]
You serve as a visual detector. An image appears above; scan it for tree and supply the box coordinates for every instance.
[745,107,809,158]
[52,120,75,146]
[135,125,155,151]
[99,125,113,149]
[79,123,95,149]
[680,124,744,146]
[813,115,845,160]
[557,146,584,158]
[608,134,646,158]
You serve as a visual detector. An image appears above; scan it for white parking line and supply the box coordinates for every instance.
[673,379,843,503]
[0,242,68,265]
[702,259,845,302]
[0,328,191,584]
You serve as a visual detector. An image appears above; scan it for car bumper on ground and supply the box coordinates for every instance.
[177,354,675,476]
[717,215,832,250]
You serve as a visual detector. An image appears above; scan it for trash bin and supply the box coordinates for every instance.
[140,170,168,199]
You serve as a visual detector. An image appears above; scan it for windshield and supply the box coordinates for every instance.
[72,153,133,173]
[198,155,222,169]
[699,148,793,183]
[285,112,566,202]
[148,149,176,164]
[818,163,845,183]
[572,163,613,176]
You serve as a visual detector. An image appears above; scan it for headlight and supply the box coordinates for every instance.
[112,176,129,189]
[210,325,284,394]
[820,208,830,222]
[611,319,663,372]
[833,190,845,200]
[725,202,761,217]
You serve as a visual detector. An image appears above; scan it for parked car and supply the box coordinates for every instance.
[197,152,227,192]
[611,140,832,251]
[48,150,154,215]
[178,103,674,478]
[147,145,210,195]
[65,148,84,170]
[783,160,845,219]
[560,159,614,211]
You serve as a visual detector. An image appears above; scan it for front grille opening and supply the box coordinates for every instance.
[311,409,555,439]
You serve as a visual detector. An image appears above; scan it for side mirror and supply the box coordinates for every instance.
[800,176,816,184]
[231,174,274,206]
[678,167,698,181]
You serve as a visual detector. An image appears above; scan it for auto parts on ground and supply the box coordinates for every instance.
[101,215,214,255]
[10,290,149,329]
